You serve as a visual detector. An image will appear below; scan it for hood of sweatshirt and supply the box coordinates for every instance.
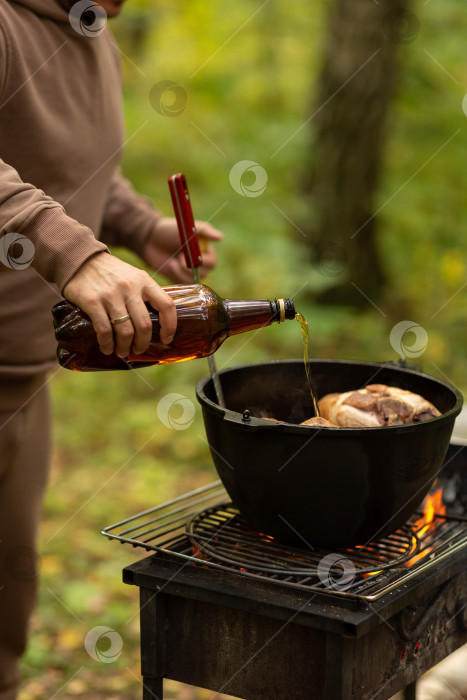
[10,0,81,23]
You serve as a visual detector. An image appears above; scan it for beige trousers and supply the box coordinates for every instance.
[0,381,51,700]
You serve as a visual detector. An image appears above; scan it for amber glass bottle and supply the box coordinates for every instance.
[53,284,295,371]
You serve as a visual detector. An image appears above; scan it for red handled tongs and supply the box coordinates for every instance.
[168,174,225,407]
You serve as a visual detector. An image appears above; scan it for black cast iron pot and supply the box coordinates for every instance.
[196,359,463,547]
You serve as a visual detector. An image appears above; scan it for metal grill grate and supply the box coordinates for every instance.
[102,480,467,602]
[186,504,417,575]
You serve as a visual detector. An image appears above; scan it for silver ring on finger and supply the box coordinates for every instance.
[110,314,131,325]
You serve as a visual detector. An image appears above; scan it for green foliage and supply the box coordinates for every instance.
[24,0,466,696]
[112,0,467,387]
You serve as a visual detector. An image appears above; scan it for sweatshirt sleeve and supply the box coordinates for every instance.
[0,159,109,292]
[100,167,163,257]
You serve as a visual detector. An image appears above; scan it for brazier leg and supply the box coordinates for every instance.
[403,681,416,700]
[142,676,163,700]
[139,588,166,700]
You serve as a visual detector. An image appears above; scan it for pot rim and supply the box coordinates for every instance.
[196,358,464,434]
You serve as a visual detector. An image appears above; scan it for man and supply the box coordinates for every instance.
[0,0,222,696]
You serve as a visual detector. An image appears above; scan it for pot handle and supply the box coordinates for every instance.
[168,173,203,271]
[387,357,424,373]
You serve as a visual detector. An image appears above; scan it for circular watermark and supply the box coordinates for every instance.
[149,81,188,117]
[382,9,420,44]
[4,546,41,581]
[84,626,123,663]
[0,232,35,270]
[229,160,268,198]
[69,0,107,38]
[317,553,356,591]
[390,320,428,359]
[462,94,467,117]
[318,244,348,278]
[157,393,195,430]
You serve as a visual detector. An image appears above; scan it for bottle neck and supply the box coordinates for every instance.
[224,298,295,336]
[271,298,295,323]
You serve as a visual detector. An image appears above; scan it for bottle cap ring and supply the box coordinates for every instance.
[278,298,285,323]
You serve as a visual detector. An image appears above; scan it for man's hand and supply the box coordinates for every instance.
[142,217,223,283]
[62,252,177,358]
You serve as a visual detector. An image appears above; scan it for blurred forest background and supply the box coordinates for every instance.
[24,0,466,697]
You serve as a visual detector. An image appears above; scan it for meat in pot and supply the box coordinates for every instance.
[318,384,441,428]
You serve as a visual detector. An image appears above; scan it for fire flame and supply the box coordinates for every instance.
[362,486,446,577]
[405,486,446,566]
[415,486,445,538]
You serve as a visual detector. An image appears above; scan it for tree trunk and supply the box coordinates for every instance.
[306,0,415,306]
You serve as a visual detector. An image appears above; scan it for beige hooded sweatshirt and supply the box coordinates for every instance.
[0,0,162,406]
